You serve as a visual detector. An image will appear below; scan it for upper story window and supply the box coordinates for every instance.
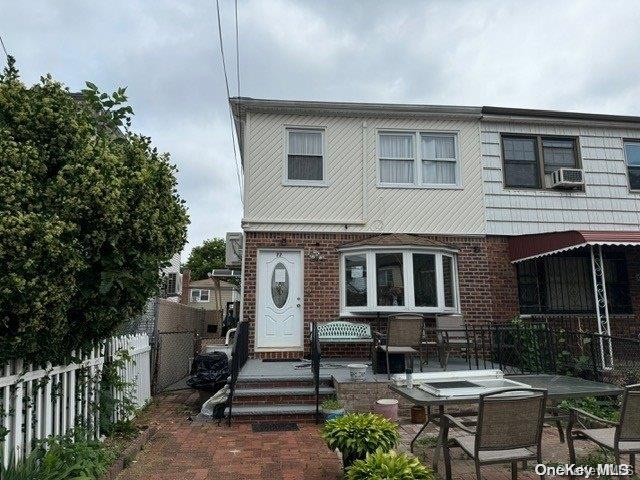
[378,132,459,187]
[286,129,324,184]
[341,248,459,314]
[623,141,640,190]
[379,133,415,184]
[190,289,210,302]
[502,135,579,189]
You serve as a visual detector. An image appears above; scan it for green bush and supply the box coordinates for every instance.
[0,57,188,365]
[559,396,620,422]
[0,432,117,480]
[322,413,399,466]
[347,450,434,480]
[321,396,343,410]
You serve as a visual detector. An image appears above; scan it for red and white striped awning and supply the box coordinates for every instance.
[508,230,640,263]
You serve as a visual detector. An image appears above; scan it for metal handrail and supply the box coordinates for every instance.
[226,320,249,426]
[310,322,321,424]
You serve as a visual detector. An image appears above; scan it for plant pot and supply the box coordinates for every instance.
[374,399,399,422]
[341,450,366,470]
[348,363,367,382]
[411,405,426,424]
[322,407,345,421]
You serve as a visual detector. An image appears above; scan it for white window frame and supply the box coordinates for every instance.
[377,130,462,189]
[190,289,210,303]
[283,127,328,187]
[339,246,460,316]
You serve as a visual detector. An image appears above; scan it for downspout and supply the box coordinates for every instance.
[361,120,369,224]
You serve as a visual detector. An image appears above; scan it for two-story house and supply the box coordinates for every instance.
[231,98,640,362]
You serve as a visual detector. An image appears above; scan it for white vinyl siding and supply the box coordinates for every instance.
[482,121,640,234]
[244,112,484,234]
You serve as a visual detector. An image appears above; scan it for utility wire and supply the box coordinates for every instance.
[234,0,240,98]
[215,0,244,203]
[0,34,9,59]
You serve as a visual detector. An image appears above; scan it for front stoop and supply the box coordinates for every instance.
[227,376,335,423]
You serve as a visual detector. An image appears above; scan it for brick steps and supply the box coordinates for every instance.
[233,386,334,406]
[229,377,334,423]
[226,403,322,423]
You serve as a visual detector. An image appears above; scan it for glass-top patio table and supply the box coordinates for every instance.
[390,374,623,478]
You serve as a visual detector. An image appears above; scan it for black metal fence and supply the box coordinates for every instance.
[440,322,640,385]
[226,320,250,426]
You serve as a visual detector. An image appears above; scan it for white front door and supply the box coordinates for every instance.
[256,250,303,350]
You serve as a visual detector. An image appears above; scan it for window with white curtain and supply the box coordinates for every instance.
[286,129,324,182]
[340,248,459,314]
[379,133,415,184]
[378,131,460,186]
[421,134,458,185]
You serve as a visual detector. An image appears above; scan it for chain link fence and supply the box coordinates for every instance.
[120,297,224,393]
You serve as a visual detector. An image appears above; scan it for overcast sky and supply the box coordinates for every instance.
[3,0,640,259]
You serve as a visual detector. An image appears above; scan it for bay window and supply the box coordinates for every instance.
[340,248,459,314]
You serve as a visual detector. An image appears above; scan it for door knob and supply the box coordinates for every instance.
[297,304,301,307]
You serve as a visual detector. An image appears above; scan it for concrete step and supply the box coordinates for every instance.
[234,386,334,397]
[235,376,333,389]
[226,404,319,423]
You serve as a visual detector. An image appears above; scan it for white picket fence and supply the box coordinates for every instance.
[0,333,151,468]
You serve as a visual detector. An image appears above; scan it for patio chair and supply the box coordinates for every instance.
[436,314,467,370]
[442,388,548,480]
[374,314,425,379]
[567,383,640,477]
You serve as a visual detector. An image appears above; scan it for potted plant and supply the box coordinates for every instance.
[322,413,400,469]
[346,450,434,480]
[321,396,345,421]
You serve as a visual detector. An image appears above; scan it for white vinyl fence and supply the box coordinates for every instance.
[0,333,151,468]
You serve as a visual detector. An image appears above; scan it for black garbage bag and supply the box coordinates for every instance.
[186,352,230,391]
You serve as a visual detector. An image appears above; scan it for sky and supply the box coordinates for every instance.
[3,0,640,259]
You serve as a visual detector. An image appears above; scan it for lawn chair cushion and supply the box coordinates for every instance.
[454,435,537,463]
[576,427,640,453]
[316,321,372,343]
[376,346,419,354]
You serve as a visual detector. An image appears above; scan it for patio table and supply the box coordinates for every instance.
[390,374,623,479]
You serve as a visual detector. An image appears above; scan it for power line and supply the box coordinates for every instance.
[0,34,9,59]
[215,0,244,204]
[234,0,240,98]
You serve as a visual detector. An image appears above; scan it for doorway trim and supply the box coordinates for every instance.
[254,248,305,352]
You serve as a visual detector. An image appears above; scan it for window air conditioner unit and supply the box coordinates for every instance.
[551,168,584,189]
[225,232,244,268]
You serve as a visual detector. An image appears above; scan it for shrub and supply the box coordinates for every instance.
[321,396,343,411]
[322,413,399,467]
[347,450,434,480]
[0,57,188,365]
[0,432,117,480]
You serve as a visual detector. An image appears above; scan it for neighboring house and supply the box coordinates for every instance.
[187,278,240,311]
[231,98,640,363]
[161,252,182,302]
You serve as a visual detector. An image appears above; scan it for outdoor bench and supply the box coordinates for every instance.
[315,321,373,343]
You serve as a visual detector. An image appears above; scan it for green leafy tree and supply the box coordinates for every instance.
[0,57,189,364]
[185,238,227,280]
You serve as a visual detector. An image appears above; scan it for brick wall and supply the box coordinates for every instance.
[243,232,520,356]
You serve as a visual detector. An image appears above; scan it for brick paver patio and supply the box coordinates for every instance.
[118,391,607,480]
